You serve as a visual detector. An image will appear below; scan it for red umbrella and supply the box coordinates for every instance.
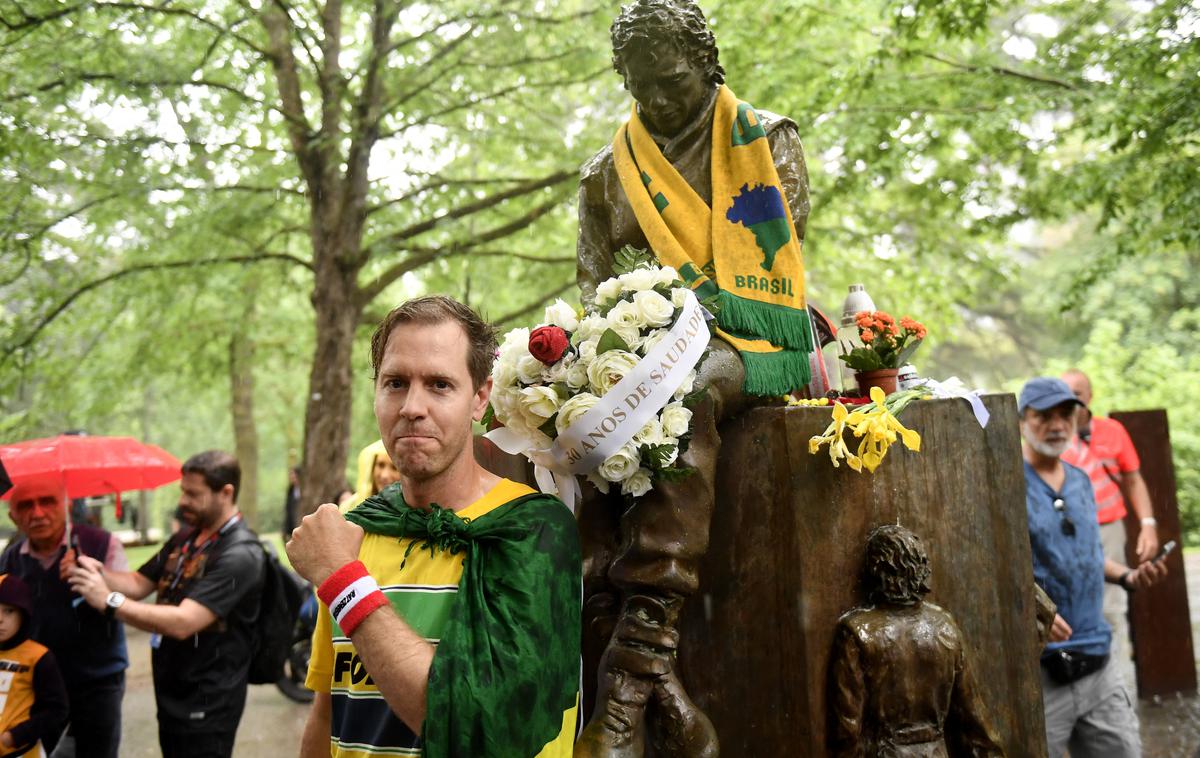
[0,435,182,518]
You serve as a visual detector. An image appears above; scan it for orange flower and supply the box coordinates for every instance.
[860,329,875,342]
[855,312,873,328]
[875,311,896,324]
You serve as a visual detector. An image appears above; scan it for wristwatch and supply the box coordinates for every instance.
[105,591,126,618]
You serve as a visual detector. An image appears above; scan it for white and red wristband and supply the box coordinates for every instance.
[317,561,388,636]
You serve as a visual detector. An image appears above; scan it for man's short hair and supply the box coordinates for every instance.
[369,295,497,390]
[864,524,931,606]
[611,0,725,85]
[182,450,241,501]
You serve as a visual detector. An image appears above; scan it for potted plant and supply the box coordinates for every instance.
[839,311,927,396]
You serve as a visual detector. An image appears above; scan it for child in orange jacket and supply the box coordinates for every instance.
[0,574,67,758]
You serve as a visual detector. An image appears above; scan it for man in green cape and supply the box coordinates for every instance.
[288,296,580,758]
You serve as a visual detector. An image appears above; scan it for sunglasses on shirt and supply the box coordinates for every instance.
[1053,498,1076,537]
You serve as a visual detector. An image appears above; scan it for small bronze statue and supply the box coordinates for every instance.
[574,1,819,755]
[829,525,1003,757]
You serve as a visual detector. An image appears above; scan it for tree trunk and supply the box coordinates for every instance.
[230,279,260,527]
[298,243,363,518]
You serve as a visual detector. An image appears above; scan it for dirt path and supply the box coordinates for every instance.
[119,627,309,757]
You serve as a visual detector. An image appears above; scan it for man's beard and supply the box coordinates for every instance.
[1022,427,1072,458]
[177,506,215,529]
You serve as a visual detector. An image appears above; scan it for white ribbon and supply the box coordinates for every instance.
[486,290,711,511]
[484,426,583,513]
[914,376,990,428]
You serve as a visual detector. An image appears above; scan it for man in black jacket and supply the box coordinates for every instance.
[68,451,264,758]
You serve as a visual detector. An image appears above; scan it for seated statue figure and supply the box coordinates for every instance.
[829,525,1003,757]
[574,1,826,755]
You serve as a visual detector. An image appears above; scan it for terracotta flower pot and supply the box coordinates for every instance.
[855,368,899,397]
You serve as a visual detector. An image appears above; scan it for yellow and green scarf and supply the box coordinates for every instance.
[613,84,813,396]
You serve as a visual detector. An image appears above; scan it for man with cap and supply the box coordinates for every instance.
[1019,376,1165,756]
[0,476,128,758]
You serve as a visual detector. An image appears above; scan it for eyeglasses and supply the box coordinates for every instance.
[1052,498,1076,537]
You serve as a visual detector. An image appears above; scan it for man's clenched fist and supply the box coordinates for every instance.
[286,504,366,586]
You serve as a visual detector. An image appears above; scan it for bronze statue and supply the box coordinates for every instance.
[829,525,1003,757]
[574,1,817,755]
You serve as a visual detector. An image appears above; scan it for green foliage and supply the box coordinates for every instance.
[1,0,1197,536]
[839,338,923,371]
[595,328,631,356]
[840,347,886,372]
[653,464,697,484]
[611,245,657,275]
[0,0,613,511]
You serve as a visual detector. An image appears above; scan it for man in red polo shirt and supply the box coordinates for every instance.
[1060,369,1159,683]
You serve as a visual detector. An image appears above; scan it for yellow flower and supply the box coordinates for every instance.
[809,402,860,470]
[809,390,922,473]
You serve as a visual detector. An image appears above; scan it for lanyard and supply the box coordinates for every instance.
[165,513,242,595]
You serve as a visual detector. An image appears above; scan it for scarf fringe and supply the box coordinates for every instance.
[740,347,814,396]
[718,291,814,352]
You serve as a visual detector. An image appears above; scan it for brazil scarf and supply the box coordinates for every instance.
[613,84,813,395]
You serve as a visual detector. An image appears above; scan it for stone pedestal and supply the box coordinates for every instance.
[673,394,1046,756]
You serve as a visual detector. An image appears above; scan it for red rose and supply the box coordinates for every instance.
[528,325,570,365]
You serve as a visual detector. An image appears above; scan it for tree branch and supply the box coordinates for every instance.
[382,68,608,137]
[378,24,476,116]
[915,51,1079,91]
[2,2,268,56]
[267,0,324,87]
[384,9,497,56]
[363,168,572,253]
[261,0,321,189]
[365,175,564,215]
[355,251,575,326]
[342,0,401,234]
[22,128,288,155]
[150,182,307,197]
[399,247,576,265]
[3,253,313,361]
[358,193,568,303]
[492,278,576,327]
[103,2,267,53]
[3,72,270,107]
[15,192,122,243]
[317,0,343,139]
